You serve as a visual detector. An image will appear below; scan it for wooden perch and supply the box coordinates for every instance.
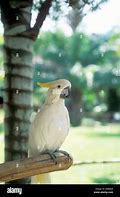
[0,151,73,182]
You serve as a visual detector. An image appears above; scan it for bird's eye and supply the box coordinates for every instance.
[57,85,61,88]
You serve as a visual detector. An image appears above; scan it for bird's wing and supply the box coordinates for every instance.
[45,106,70,151]
[29,106,70,155]
[28,111,46,156]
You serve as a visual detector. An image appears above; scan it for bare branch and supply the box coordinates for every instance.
[31,0,53,39]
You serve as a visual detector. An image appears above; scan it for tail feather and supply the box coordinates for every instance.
[31,173,51,184]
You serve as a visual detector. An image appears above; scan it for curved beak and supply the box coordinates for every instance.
[60,86,71,99]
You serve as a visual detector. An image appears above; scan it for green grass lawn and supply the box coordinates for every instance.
[0,122,120,184]
[51,124,120,184]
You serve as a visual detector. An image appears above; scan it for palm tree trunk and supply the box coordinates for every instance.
[68,88,83,126]
[4,37,33,183]
[1,0,33,183]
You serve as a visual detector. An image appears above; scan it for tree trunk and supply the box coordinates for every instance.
[1,0,33,183]
[107,87,120,122]
[68,88,82,127]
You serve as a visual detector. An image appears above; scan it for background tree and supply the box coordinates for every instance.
[93,67,120,120]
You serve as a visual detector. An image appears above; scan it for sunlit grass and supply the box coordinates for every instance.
[51,124,120,184]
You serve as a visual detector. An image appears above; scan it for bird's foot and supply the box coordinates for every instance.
[56,150,70,158]
[44,150,57,165]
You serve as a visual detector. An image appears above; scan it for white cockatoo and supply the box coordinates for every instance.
[28,79,71,184]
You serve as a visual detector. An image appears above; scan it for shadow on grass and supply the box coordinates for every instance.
[92,176,116,184]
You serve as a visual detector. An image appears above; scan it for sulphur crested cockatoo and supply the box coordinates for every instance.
[28,79,71,184]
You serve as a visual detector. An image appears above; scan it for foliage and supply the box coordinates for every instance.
[33,32,89,93]
[93,67,120,89]
[109,32,120,58]
[34,32,105,67]
[33,0,108,21]
[33,31,120,84]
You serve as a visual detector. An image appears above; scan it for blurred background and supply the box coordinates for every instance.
[0,0,120,184]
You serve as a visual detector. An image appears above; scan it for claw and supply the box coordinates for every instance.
[56,150,70,158]
[43,151,57,165]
